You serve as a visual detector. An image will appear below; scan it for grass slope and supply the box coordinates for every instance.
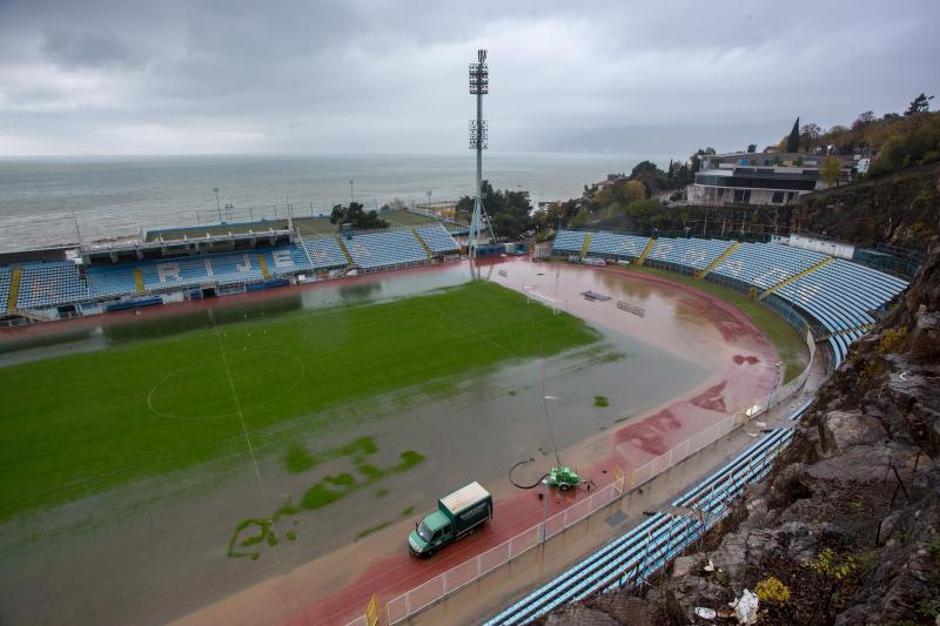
[0,281,598,521]
[621,265,809,382]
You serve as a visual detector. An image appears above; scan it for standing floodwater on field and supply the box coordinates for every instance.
[0,259,783,626]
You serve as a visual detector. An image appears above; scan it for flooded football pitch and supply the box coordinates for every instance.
[0,259,782,626]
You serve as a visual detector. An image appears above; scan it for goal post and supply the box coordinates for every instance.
[522,285,566,314]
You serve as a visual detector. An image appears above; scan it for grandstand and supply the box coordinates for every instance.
[0,218,461,324]
[0,267,12,311]
[553,229,908,368]
[646,237,734,271]
[16,262,87,309]
[588,232,649,260]
[711,242,828,289]
[343,229,430,271]
[298,236,349,270]
[414,224,460,254]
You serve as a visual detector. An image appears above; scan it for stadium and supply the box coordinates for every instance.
[0,215,909,626]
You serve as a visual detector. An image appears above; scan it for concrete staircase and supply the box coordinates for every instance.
[12,308,54,323]
[696,241,740,279]
[759,256,834,300]
[7,267,22,312]
[413,227,433,258]
[133,269,145,295]
[258,255,271,279]
[579,233,593,259]
[336,236,354,265]
[823,323,875,341]
[636,237,656,266]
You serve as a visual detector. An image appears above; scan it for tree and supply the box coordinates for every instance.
[819,156,842,187]
[630,160,659,179]
[747,144,757,153]
[624,180,647,203]
[904,93,934,116]
[786,117,801,153]
[455,180,532,239]
[800,123,823,151]
[328,202,389,229]
[852,111,876,130]
[593,187,615,207]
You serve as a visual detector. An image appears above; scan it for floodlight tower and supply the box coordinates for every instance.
[468,49,488,258]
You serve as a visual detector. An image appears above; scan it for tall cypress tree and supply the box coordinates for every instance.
[786,117,800,153]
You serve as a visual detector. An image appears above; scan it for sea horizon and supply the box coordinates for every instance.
[0,151,679,253]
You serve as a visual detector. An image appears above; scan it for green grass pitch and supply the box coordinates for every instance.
[0,281,599,521]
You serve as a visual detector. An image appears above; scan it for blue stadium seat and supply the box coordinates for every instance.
[415,224,460,254]
[86,264,138,298]
[586,231,650,259]
[299,236,349,270]
[344,229,429,270]
[16,262,88,308]
[646,237,734,270]
[551,230,587,255]
[711,242,826,289]
[0,267,11,308]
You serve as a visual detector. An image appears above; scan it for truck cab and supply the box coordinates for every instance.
[410,511,452,554]
[409,482,492,557]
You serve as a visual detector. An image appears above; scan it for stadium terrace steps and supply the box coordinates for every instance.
[335,236,355,264]
[758,256,833,300]
[258,255,271,279]
[12,308,54,323]
[580,233,593,259]
[636,237,656,266]
[825,322,876,340]
[647,237,735,271]
[584,231,649,260]
[133,269,145,295]
[343,229,430,270]
[412,227,433,257]
[15,262,87,309]
[551,230,588,255]
[0,268,11,313]
[484,403,811,625]
[551,229,909,370]
[711,242,827,290]
[6,267,21,311]
[697,241,739,278]
[414,224,460,254]
[299,236,350,270]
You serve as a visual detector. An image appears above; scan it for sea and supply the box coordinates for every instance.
[0,152,672,253]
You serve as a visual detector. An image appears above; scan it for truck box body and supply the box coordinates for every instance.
[409,482,492,556]
[439,481,492,533]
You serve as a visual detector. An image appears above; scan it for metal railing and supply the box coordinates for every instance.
[343,332,816,626]
[384,475,625,624]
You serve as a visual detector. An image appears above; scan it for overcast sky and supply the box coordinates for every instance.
[1,0,938,157]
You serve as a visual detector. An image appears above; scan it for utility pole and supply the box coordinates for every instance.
[213,187,222,224]
[349,180,355,205]
[70,207,83,247]
[426,189,432,214]
[468,49,488,259]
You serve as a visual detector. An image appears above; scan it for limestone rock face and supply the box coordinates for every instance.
[820,409,884,451]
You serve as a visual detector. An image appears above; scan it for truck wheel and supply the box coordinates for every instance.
[560,483,571,492]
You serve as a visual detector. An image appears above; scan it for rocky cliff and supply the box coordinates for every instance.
[791,163,940,252]
[537,240,940,626]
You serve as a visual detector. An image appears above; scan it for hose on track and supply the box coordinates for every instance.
[509,458,549,489]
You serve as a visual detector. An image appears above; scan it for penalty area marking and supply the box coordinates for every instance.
[145,350,306,420]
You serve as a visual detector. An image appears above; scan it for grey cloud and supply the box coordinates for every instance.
[0,0,938,156]
[40,30,148,71]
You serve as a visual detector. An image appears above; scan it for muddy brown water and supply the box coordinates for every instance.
[0,259,774,626]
